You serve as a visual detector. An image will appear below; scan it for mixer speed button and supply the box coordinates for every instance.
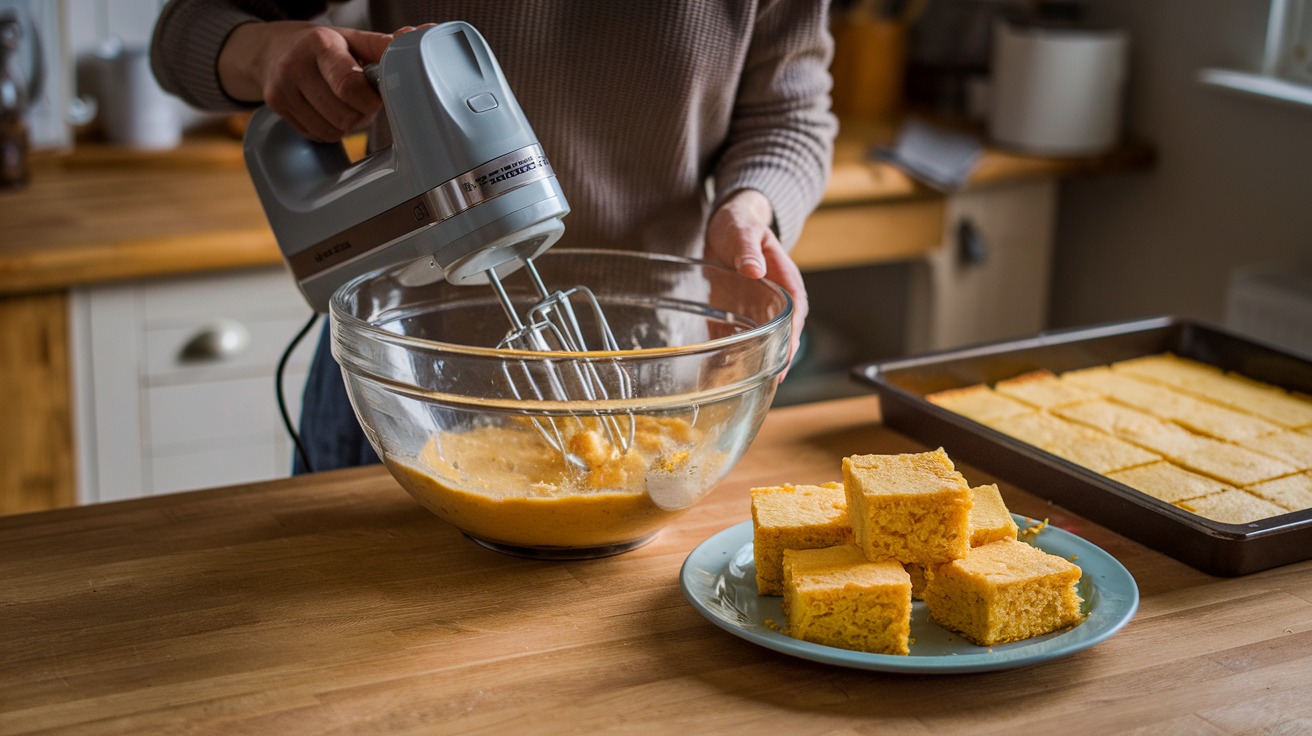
[466,93,499,113]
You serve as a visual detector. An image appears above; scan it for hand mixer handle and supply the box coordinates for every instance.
[244,60,380,196]
[363,63,381,89]
[243,106,359,206]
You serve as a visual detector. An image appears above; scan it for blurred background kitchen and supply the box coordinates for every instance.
[0,0,1309,514]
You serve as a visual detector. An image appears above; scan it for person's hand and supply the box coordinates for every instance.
[218,21,405,142]
[705,189,809,378]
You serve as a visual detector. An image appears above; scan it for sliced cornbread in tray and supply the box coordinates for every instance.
[1172,437,1298,487]
[1051,400,1207,457]
[993,369,1101,410]
[1175,489,1288,524]
[855,317,1312,576]
[1107,461,1235,504]
[983,412,1160,474]
[1242,430,1312,468]
[1248,472,1312,512]
[1115,353,1312,429]
[925,384,1032,423]
[1061,368,1284,442]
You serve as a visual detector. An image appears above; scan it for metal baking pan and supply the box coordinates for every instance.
[852,316,1312,577]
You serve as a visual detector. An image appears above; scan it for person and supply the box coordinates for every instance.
[151,1,837,474]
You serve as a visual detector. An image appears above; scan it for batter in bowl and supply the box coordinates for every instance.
[384,413,723,553]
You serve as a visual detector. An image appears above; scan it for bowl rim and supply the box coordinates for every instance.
[329,248,795,362]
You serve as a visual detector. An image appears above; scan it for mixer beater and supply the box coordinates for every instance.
[487,258,636,462]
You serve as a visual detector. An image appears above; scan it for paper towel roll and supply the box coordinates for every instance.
[987,22,1128,156]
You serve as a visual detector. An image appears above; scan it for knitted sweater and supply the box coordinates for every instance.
[151,1,837,255]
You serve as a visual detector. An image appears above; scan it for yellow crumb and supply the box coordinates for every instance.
[1017,517,1050,542]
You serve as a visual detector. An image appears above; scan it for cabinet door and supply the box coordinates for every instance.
[905,180,1058,353]
[72,267,318,503]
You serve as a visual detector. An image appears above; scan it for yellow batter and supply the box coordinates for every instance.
[384,414,719,549]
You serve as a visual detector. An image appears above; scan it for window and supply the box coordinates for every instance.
[1199,0,1312,109]
[1267,0,1312,85]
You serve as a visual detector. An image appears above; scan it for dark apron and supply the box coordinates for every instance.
[292,319,381,474]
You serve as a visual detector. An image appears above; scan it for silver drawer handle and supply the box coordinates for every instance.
[179,319,251,362]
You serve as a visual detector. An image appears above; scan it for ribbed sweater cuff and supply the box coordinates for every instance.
[714,162,830,251]
[151,4,263,111]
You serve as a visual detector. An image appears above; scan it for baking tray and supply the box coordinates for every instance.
[852,316,1312,577]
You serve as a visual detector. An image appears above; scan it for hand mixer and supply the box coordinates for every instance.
[243,21,633,461]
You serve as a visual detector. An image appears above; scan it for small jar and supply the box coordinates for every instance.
[0,11,31,189]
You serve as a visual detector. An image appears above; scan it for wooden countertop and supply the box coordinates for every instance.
[0,137,282,296]
[0,123,1152,296]
[2,395,1307,734]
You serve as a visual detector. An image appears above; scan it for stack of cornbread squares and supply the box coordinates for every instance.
[750,448,1084,655]
[925,353,1312,524]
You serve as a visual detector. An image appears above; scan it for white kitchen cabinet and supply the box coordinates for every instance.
[905,179,1058,353]
[70,266,320,504]
[777,179,1058,406]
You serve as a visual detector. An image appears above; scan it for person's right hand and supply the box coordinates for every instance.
[218,21,399,142]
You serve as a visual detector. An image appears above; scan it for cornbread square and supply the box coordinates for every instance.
[782,545,912,655]
[1116,354,1312,429]
[1108,461,1234,504]
[1061,366,1168,397]
[1111,353,1223,389]
[1247,472,1312,512]
[1241,430,1312,468]
[925,384,1033,423]
[994,370,1100,410]
[969,484,1019,546]
[751,483,851,595]
[985,411,1160,474]
[923,539,1084,646]
[1058,365,1117,392]
[1175,489,1288,524]
[842,449,973,566]
[1052,400,1208,457]
[1174,437,1298,487]
[1202,374,1312,429]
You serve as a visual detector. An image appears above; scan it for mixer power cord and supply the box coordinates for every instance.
[276,312,320,474]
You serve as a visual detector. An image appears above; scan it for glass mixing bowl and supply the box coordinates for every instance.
[331,249,792,559]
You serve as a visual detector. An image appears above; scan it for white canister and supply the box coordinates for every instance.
[93,40,181,150]
[987,22,1129,157]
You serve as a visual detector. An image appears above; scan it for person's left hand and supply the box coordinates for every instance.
[705,189,808,378]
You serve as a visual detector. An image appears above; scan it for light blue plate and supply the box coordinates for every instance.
[679,515,1138,673]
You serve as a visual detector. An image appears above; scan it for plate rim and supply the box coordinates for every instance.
[679,515,1140,674]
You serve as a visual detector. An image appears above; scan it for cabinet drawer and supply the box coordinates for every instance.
[145,370,307,451]
[144,315,320,384]
[150,436,293,495]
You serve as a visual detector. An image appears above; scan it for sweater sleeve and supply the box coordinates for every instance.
[710,0,838,250]
[150,0,331,111]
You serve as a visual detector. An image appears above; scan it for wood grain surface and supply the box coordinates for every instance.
[2,395,1308,735]
[0,292,74,515]
[0,151,280,295]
